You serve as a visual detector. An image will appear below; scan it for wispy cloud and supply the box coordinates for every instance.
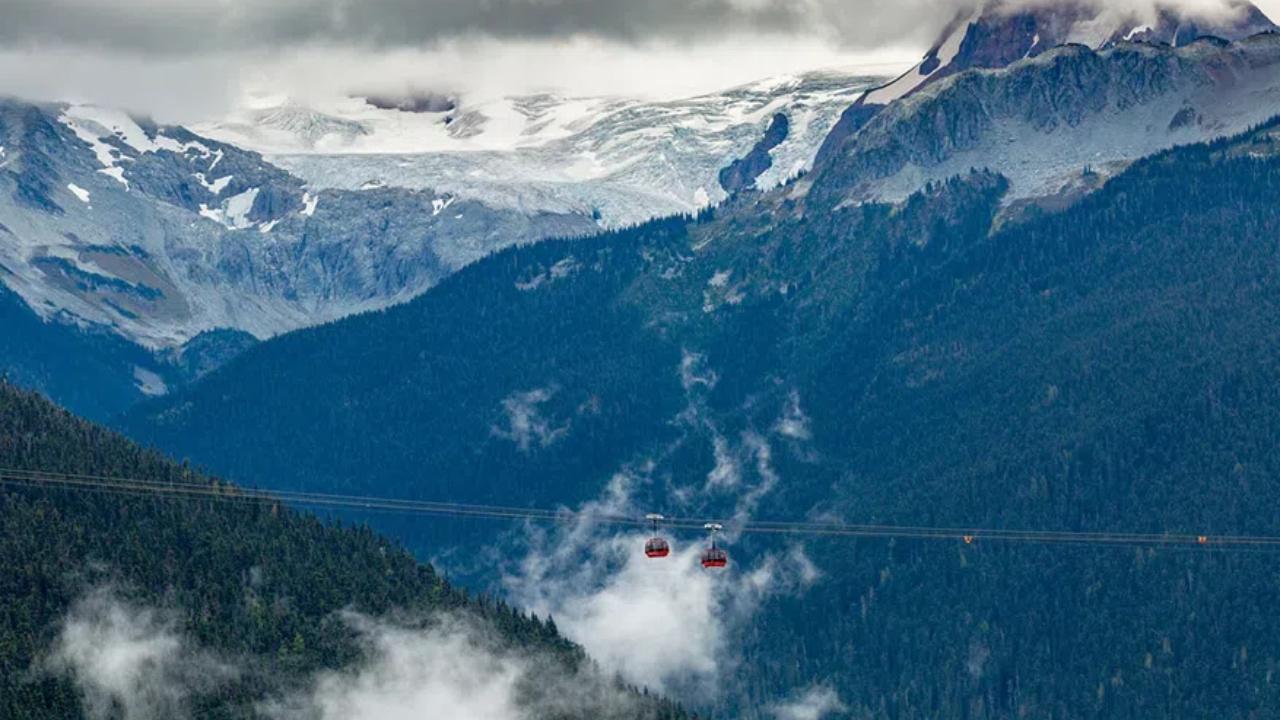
[775,389,812,441]
[491,386,570,452]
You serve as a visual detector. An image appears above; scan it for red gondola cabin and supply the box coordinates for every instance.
[645,537,671,558]
[701,547,728,568]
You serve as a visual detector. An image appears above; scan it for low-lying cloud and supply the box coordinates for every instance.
[769,685,848,720]
[503,472,767,694]
[503,461,821,698]
[264,612,602,720]
[46,586,645,720]
[267,615,522,720]
[45,586,237,720]
[502,353,824,697]
[44,360,832,717]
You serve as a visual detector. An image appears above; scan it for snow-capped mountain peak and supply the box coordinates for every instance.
[857,0,1277,109]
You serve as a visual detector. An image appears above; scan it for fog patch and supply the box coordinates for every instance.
[491,386,570,452]
[505,462,818,697]
[679,349,719,392]
[48,587,643,720]
[264,613,528,720]
[706,432,742,489]
[45,586,236,720]
[769,685,847,720]
[775,389,812,441]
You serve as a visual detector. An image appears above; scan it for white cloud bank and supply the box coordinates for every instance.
[265,614,533,720]
[46,587,644,720]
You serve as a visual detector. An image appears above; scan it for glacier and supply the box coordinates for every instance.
[197,70,886,228]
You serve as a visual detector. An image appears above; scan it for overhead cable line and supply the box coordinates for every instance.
[2,467,1276,552]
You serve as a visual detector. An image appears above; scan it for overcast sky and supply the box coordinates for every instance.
[0,0,1275,122]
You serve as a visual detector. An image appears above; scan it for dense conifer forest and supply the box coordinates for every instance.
[0,383,688,720]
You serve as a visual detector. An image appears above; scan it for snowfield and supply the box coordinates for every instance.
[197,70,887,227]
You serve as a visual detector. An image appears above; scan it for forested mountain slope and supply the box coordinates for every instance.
[0,383,687,720]
[124,118,1280,716]
[0,282,167,421]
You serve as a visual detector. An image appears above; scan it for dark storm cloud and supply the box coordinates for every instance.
[0,0,952,53]
[2,0,1268,56]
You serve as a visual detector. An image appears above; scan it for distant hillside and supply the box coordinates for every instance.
[0,383,687,720]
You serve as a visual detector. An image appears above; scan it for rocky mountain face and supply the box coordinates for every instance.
[941,0,1277,80]
[822,0,1277,158]
[811,33,1280,209]
[0,100,596,351]
[718,112,790,194]
[0,281,169,421]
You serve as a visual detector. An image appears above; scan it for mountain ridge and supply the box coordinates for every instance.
[810,32,1280,209]
[0,99,597,350]
[855,0,1277,108]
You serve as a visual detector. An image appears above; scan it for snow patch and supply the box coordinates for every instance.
[61,114,125,184]
[864,11,976,105]
[431,195,455,216]
[195,173,233,195]
[1126,25,1154,40]
[61,105,155,155]
[98,167,128,188]
[198,188,260,230]
[59,105,227,193]
[300,191,319,217]
[133,367,168,397]
[66,183,91,204]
